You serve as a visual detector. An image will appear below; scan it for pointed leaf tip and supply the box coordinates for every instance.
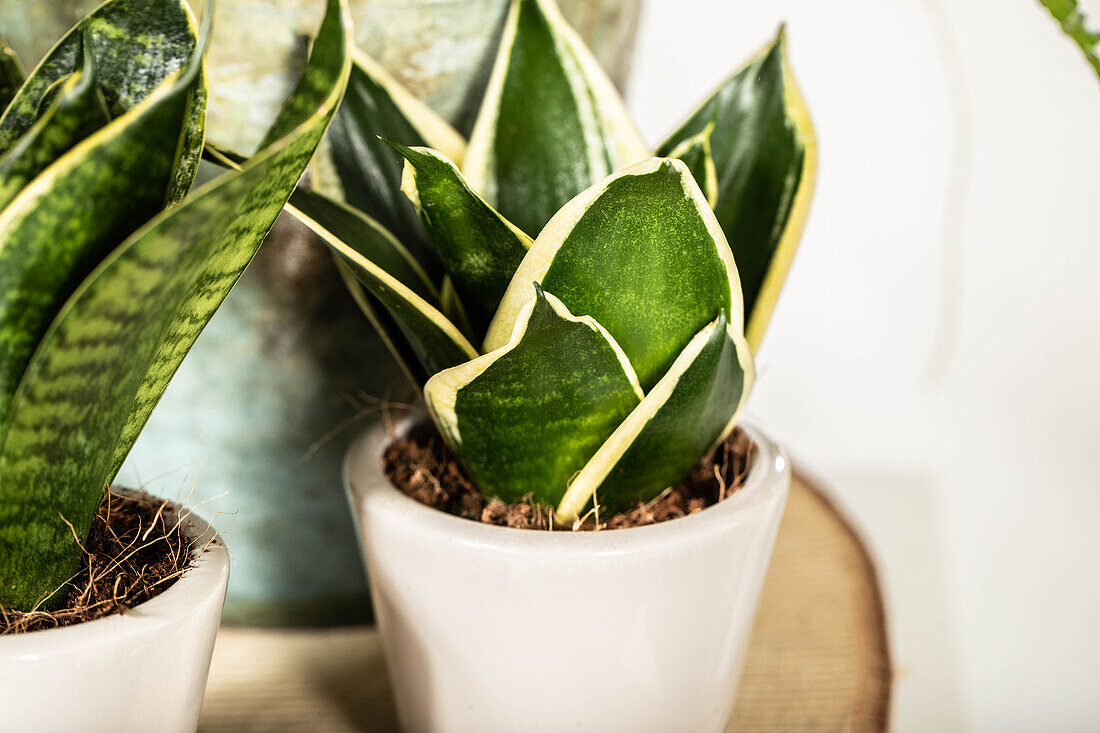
[462,0,648,236]
[656,30,816,352]
[396,143,531,339]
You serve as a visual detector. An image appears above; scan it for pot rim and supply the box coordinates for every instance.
[0,497,229,654]
[345,414,790,554]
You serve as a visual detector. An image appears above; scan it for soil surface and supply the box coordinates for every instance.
[1,489,199,634]
[384,427,756,530]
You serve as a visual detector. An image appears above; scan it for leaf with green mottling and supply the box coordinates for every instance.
[32,74,77,121]
[391,142,531,338]
[557,310,754,520]
[657,29,816,351]
[290,198,478,381]
[0,38,24,110]
[462,0,648,237]
[0,0,351,611]
[313,50,466,277]
[0,38,111,210]
[426,285,642,505]
[0,0,206,203]
[1040,0,1100,79]
[487,158,742,391]
[0,12,208,428]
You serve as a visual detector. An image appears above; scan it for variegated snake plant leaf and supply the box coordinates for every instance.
[213,0,817,522]
[0,0,351,610]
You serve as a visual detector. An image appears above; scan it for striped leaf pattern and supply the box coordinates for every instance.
[0,0,350,610]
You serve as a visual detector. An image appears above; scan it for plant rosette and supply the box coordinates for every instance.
[346,415,789,733]
[0,500,229,733]
[263,0,815,728]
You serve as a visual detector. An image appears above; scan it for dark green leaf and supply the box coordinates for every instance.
[292,199,478,380]
[0,0,206,203]
[0,38,111,210]
[0,37,24,110]
[487,158,742,391]
[425,285,642,505]
[390,142,531,338]
[665,123,718,207]
[290,186,439,305]
[205,140,442,386]
[462,0,648,237]
[656,29,816,351]
[557,311,754,519]
[313,50,466,278]
[438,275,476,342]
[335,260,428,389]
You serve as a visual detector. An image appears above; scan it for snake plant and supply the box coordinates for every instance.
[0,0,351,611]
[230,0,815,522]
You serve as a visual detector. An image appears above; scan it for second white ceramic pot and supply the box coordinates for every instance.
[0,502,229,733]
[345,417,789,733]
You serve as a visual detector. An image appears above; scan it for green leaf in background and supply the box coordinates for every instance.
[0,10,208,428]
[313,50,467,277]
[665,122,718,207]
[391,142,531,338]
[438,275,477,342]
[656,28,816,352]
[425,285,643,505]
[204,140,452,386]
[290,198,478,380]
[556,310,754,520]
[1040,0,1100,79]
[0,0,207,203]
[462,0,648,237]
[0,36,111,210]
[335,259,430,389]
[290,186,438,304]
[486,158,742,391]
[0,0,351,611]
[0,38,24,110]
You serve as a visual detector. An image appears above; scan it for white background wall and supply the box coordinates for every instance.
[627,1,1100,731]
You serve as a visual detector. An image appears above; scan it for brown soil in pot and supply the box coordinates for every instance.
[1,489,202,635]
[384,427,756,531]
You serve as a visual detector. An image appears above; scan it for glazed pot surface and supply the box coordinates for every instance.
[0,505,229,733]
[345,417,789,733]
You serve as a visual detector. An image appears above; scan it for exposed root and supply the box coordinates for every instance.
[0,488,201,635]
[300,390,419,465]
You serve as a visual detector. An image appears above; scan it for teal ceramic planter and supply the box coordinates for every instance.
[5,0,642,625]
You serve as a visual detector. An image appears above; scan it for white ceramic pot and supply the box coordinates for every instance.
[0,504,229,733]
[345,417,790,733]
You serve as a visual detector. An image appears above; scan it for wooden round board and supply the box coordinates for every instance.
[198,474,892,732]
